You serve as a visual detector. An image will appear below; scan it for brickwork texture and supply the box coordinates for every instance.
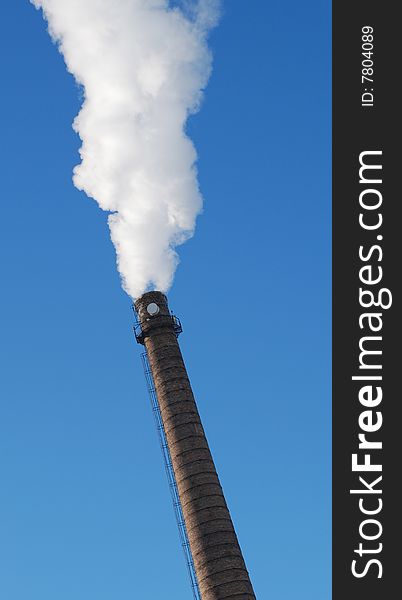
[135,291,256,600]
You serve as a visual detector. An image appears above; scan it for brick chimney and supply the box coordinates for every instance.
[135,291,256,600]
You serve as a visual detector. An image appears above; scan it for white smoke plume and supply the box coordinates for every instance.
[30,0,220,298]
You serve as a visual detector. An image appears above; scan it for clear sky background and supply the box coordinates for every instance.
[0,2,331,599]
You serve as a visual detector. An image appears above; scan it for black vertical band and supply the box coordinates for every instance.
[333,2,399,598]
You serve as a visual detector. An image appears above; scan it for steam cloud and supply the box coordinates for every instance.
[30,0,219,298]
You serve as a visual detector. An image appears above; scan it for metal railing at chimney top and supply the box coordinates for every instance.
[133,312,183,345]
[140,351,201,600]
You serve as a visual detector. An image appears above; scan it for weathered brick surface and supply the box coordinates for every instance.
[135,291,256,600]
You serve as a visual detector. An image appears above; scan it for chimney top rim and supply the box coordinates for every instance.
[134,290,168,311]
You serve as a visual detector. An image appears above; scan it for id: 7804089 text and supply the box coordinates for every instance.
[361,26,374,107]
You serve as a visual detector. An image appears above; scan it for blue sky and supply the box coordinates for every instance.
[0,2,331,599]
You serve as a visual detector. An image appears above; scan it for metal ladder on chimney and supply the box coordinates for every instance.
[141,351,201,600]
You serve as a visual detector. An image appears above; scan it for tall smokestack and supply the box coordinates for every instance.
[135,291,256,600]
